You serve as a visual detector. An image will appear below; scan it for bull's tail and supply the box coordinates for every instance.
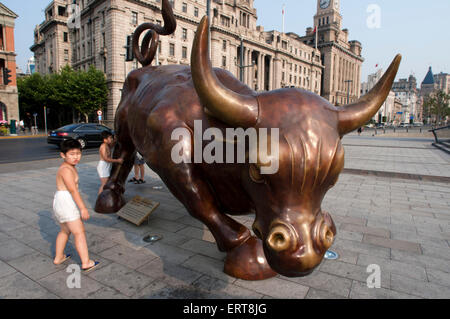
[132,0,176,67]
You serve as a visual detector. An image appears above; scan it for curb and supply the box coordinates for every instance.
[0,134,47,139]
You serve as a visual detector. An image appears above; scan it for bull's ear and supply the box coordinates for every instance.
[337,54,401,135]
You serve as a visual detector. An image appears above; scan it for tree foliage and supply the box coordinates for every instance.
[423,90,450,125]
[17,66,108,128]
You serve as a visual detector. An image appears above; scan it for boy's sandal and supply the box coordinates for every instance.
[139,179,146,184]
[128,177,137,183]
[55,254,71,265]
[82,261,100,274]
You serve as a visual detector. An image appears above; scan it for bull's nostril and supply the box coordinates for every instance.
[267,226,291,252]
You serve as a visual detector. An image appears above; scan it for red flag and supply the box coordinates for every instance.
[313,26,317,33]
[375,63,379,68]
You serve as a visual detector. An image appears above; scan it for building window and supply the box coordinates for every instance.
[222,40,226,51]
[220,15,230,27]
[169,43,175,56]
[182,46,187,59]
[182,2,187,13]
[63,32,68,42]
[194,7,199,17]
[222,56,226,68]
[64,49,69,61]
[132,12,138,25]
[182,28,187,40]
[103,56,107,73]
[58,6,66,17]
[169,0,175,8]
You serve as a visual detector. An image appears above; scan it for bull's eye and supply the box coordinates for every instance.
[249,164,264,184]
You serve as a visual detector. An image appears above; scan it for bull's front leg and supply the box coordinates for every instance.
[157,164,276,281]
[95,127,136,214]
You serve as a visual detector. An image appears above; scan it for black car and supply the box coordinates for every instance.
[47,123,114,149]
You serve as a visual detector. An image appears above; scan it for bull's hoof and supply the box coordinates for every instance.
[94,189,126,214]
[224,236,277,281]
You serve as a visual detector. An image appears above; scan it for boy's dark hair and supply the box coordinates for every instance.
[101,130,113,140]
[60,138,82,154]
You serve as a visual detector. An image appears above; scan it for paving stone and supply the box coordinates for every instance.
[336,229,364,242]
[356,254,427,281]
[320,259,390,289]
[133,280,170,299]
[390,273,450,299]
[180,238,225,261]
[349,280,420,299]
[305,288,346,299]
[0,231,11,243]
[38,268,106,299]
[333,215,367,226]
[176,225,216,243]
[84,234,118,254]
[87,262,155,297]
[283,270,352,297]
[0,239,36,262]
[362,234,422,253]
[0,214,28,232]
[143,241,197,265]
[391,249,450,274]
[331,238,391,259]
[7,251,68,281]
[99,244,158,269]
[4,225,49,245]
[340,223,390,238]
[136,258,203,286]
[182,255,236,283]
[0,272,59,299]
[0,260,17,279]
[234,277,309,299]
[85,286,130,299]
[420,244,450,260]
[425,268,450,288]
[192,275,265,299]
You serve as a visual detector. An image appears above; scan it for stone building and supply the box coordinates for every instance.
[392,75,422,123]
[298,0,363,105]
[0,3,19,124]
[433,72,450,95]
[31,0,361,122]
[420,67,436,98]
[361,69,396,124]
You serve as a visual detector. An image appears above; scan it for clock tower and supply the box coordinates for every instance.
[300,0,363,105]
[315,0,342,30]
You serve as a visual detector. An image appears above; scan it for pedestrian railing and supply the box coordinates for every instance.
[429,125,450,154]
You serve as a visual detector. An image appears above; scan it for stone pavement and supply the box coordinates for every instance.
[0,134,449,299]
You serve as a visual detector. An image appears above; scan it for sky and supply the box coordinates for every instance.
[3,0,450,85]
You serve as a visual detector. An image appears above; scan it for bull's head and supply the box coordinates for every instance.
[191,17,401,276]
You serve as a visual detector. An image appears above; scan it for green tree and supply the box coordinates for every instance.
[423,90,450,125]
[71,65,108,123]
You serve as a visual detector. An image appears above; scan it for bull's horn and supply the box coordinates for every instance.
[191,17,259,127]
[337,54,401,135]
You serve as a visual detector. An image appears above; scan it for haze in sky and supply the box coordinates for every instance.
[4,0,450,85]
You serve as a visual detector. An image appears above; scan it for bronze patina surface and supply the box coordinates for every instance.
[95,0,401,280]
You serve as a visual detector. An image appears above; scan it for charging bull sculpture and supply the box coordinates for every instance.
[95,0,401,280]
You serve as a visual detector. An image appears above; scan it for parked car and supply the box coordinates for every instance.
[399,122,410,128]
[413,122,423,127]
[47,123,114,149]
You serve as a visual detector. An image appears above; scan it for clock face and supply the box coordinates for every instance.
[320,0,331,9]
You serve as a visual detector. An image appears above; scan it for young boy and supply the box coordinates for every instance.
[97,131,123,194]
[53,139,99,272]
[128,152,146,184]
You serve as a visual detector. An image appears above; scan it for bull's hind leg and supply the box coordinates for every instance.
[157,165,276,280]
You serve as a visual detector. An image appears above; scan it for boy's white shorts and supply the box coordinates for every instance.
[53,191,81,223]
[97,160,112,178]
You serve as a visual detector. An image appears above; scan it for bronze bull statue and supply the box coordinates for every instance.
[95,0,401,280]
